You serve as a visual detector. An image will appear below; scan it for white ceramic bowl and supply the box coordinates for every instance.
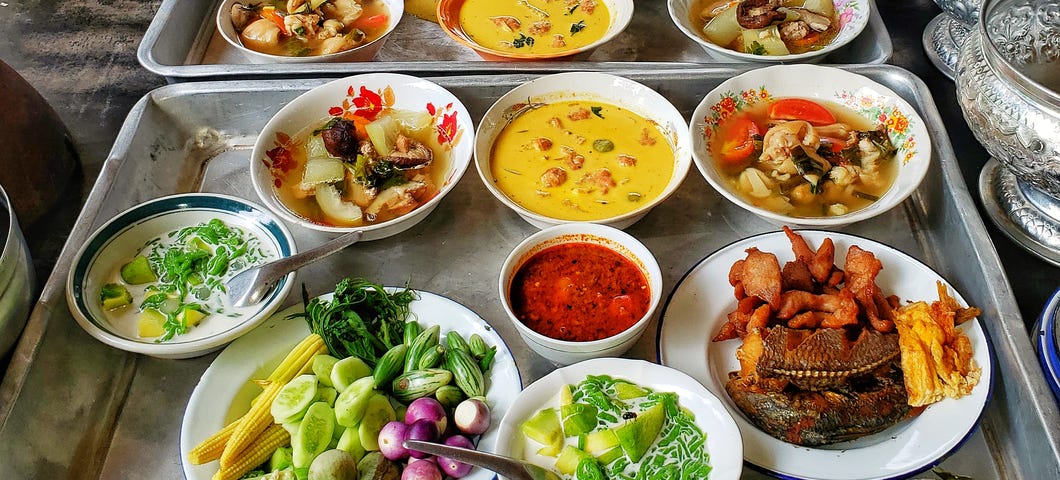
[437,0,634,61]
[216,0,403,63]
[475,72,692,230]
[66,193,297,359]
[690,64,931,228]
[668,0,870,63]
[251,73,474,239]
[493,357,743,480]
[498,223,662,365]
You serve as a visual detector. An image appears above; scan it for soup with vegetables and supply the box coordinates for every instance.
[98,219,274,341]
[229,0,390,57]
[710,97,898,217]
[490,100,675,221]
[692,0,840,56]
[459,0,610,55]
[268,109,450,227]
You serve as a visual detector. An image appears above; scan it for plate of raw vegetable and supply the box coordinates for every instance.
[180,278,522,480]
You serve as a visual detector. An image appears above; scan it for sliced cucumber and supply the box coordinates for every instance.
[318,386,338,407]
[334,377,376,428]
[358,393,397,451]
[293,401,335,469]
[331,356,372,393]
[312,355,340,388]
[337,425,368,463]
[271,374,319,425]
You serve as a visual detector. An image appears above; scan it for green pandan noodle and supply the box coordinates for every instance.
[555,375,712,480]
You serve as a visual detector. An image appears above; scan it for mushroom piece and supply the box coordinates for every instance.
[230,3,257,32]
[736,0,786,29]
[786,7,832,32]
[386,134,433,169]
[321,119,361,159]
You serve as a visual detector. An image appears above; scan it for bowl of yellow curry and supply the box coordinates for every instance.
[437,0,634,61]
[475,72,692,229]
[216,0,403,63]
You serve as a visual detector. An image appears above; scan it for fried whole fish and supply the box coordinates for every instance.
[726,362,914,446]
[726,325,916,446]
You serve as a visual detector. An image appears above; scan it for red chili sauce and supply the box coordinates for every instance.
[509,242,651,342]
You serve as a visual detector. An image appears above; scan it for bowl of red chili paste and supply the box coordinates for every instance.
[499,223,662,365]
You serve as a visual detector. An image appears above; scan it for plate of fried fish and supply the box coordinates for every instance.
[657,228,991,480]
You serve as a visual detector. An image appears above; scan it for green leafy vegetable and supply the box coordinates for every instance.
[590,106,604,118]
[511,33,535,48]
[291,278,417,366]
[748,41,768,56]
[570,20,586,34]
[132,218,265,341]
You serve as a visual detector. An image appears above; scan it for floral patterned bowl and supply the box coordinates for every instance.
[667,0,870,63]
[689,64,931,228]
[250,73,473,240]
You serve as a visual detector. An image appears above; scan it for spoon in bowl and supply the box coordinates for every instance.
[404,440,560,480]
[227,230,363,308]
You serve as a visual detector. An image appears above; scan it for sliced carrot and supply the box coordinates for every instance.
[768,98,836,126]
[716,114,763,169]
[349,114,371,139]
[260,6,289,35]
[786,31,823,48]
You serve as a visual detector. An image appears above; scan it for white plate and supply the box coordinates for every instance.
[657,230,992,480]
[493,357,743,480]
[180,289,523,480]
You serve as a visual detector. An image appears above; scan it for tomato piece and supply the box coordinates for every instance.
[715,114,763,168]
[768,98,837,126]
[354,14,389,31]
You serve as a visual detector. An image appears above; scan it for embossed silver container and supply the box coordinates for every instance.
[955,0,1060,265]
[924,0,982,79]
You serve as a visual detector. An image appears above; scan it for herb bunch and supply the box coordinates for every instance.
[292,277,416,366]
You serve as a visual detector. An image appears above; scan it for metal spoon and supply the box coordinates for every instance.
[404,440,560,480]
[226,230,364,308]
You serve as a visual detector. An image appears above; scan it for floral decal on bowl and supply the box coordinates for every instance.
[835,0,860,31]
[262,83,465,186]
[835,90,919,163]
[701,87,775,140]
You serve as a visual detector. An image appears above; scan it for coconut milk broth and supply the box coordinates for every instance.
[102,226,275,341]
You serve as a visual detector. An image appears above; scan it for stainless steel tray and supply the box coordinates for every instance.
[1,66,1056,479]
[137,0,892,82]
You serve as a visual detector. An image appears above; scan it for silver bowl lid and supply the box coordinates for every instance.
[981,0,1060,109]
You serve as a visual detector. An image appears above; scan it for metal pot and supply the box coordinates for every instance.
[955,0,1060,265]
[0,184,34,358]
[924,0,982,79]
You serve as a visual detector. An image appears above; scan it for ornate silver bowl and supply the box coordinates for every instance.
[924,0,983,79]
[955,0,1060,265]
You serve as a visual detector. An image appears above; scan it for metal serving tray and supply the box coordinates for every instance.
[137,0,892,82]
[0,66,1055,479]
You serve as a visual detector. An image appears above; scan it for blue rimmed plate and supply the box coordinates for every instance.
[66,193,296,359]
[1034,287,1060,404]
[657,230,992,480]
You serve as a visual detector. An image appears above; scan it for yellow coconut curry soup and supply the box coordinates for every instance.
[459,0,611,55]
[490,100,675,221]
